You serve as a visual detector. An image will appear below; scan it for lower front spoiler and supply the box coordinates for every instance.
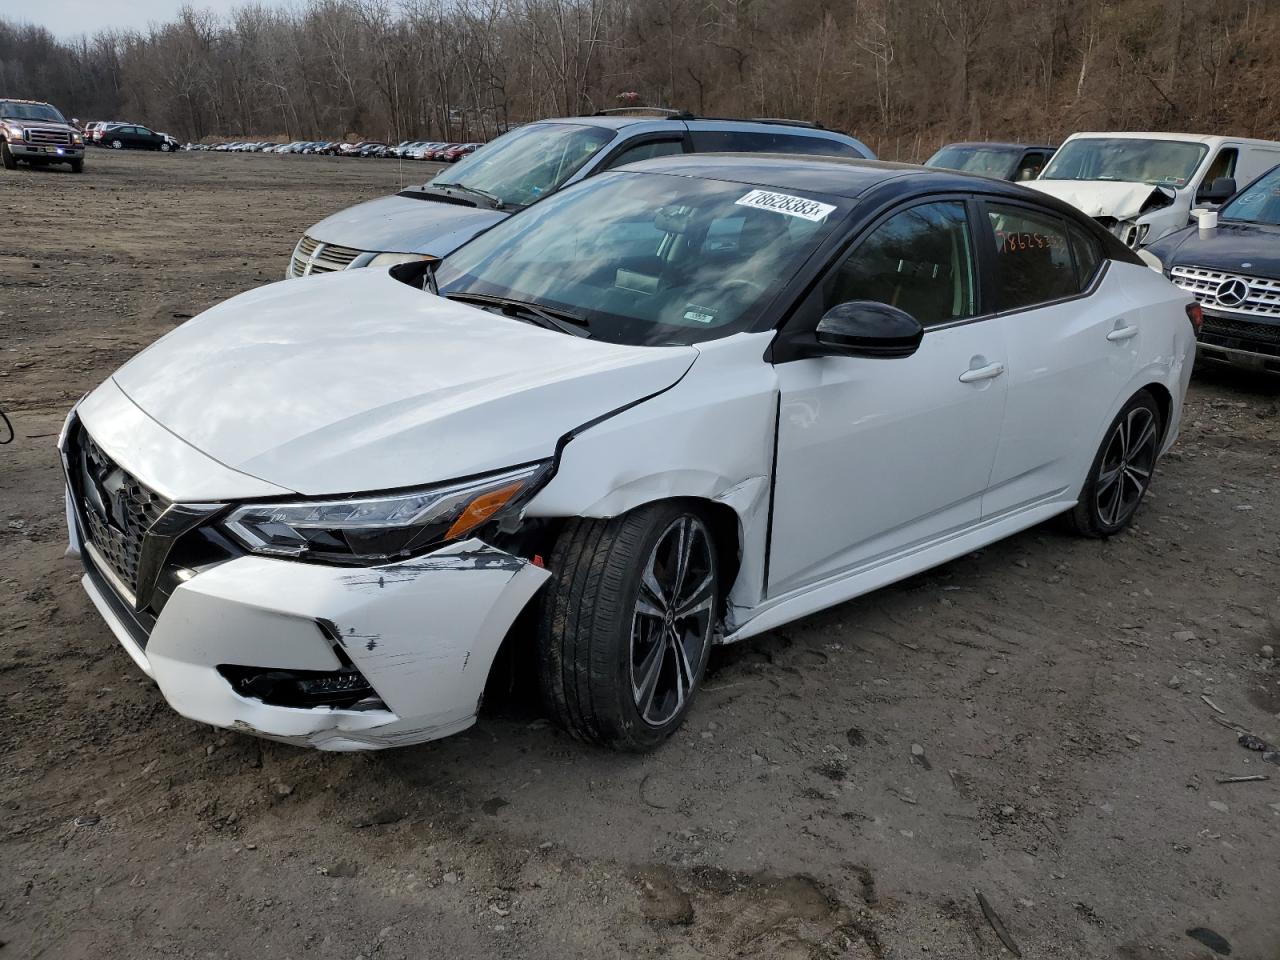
[80,538,549,751]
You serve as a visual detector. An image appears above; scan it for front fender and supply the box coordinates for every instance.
[526,333,778,613]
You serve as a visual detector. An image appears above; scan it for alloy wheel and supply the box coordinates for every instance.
[1095,406,1158,527]
[629,515,716,727]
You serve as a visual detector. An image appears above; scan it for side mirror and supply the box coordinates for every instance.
[805,301,924,359]
[1198,177,1236,204]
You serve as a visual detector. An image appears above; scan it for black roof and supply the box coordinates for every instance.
[620,153,1142,265]
[623,153,1053,200]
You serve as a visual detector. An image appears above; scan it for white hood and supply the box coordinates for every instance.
[110,270,697,496]
[1027,180,1174,220]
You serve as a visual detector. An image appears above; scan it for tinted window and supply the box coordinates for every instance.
[690,130,862,158]
[1067,222,1103,286]
[603,138,684,170]
[825,201,976,327]
[986,204,1077,310]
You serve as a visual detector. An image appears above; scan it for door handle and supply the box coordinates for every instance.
[958,361,1005,383]
[1107,323,1139,342]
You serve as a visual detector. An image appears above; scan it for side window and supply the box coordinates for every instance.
[986,204,1078,311]
[690,130,778,153]
[824,201,976,327]
[690,129,862,158]
[1066,221,1103,288]
[772,135,864,158]
[1015,152,1048,181]
[1203,147,1238,186]
[601,138,684,170]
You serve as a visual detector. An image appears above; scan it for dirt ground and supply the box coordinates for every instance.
[2,149,1279,960]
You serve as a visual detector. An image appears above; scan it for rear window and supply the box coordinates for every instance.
[690,130,864,158]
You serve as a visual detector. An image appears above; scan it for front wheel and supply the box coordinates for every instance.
[536,503,720,751]
[1,141,16,170]
[1065,391,1162,537]
[69,159,83,173]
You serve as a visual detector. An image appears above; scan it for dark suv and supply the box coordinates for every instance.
[1,98,85,173]
[1146,163,1280,373]
[288,110,875,277]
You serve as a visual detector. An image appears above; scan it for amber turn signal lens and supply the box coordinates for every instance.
[1185,302,1204,333]
[444,481,525,540]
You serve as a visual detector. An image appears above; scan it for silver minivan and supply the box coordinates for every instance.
[286,110,875,278]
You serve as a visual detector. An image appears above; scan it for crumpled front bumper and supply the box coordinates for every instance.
[69,506,549,751]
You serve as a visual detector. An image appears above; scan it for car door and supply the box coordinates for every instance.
[978,200,1139,518]
[767,198,1009,597]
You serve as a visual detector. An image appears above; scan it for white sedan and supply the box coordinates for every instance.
[61,155,1197,752]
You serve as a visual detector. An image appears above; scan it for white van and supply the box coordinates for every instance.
[1029,132,1280,248]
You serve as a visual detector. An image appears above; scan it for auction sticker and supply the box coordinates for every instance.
[735,189,836,222]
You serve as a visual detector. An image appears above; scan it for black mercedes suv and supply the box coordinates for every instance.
[1147,163,1280,372]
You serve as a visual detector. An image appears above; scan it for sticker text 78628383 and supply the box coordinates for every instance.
[735,189,837,223]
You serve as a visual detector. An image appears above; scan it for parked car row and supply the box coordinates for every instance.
[184,138,483,160]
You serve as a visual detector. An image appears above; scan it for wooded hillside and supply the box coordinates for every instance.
[3,0,1278,159]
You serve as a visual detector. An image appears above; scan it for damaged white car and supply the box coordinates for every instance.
[1030,132,1280,248]
[62,155,1197,752]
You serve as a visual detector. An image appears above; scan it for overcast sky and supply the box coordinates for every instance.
[30,0,254,40]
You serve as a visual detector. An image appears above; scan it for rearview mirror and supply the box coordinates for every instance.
[803,301,924,359]
[1197,177,1236,205]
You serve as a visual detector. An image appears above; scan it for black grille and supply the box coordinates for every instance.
[75,430,170,593]
[1201,314,1280,358]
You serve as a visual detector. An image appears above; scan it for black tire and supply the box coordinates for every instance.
[1065,390,1163,538]
[1,141,16,170]
[70,159,84,173]
[536,502,720,751]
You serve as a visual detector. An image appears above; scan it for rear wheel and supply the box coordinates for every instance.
[536,503,719,751]
[160,141,171,152]
[111,139,123,150]
[1,141,16,170]
[1065,391,1162,537]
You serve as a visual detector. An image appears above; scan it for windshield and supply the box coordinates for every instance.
[1041,137,1207,188]
[1221,165,1280,226]
[925,145,1018,178]
[0,101,66,123]
[428,122,613,208]
[434,171,846,346]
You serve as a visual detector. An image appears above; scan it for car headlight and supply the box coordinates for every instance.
[71,133,83,144]
[223,463,549,563]
[368,252,439,268]
[6,125,24,139]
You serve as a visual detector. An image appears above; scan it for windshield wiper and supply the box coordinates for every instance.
[432,182,504,210]
[445,292,590,337]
